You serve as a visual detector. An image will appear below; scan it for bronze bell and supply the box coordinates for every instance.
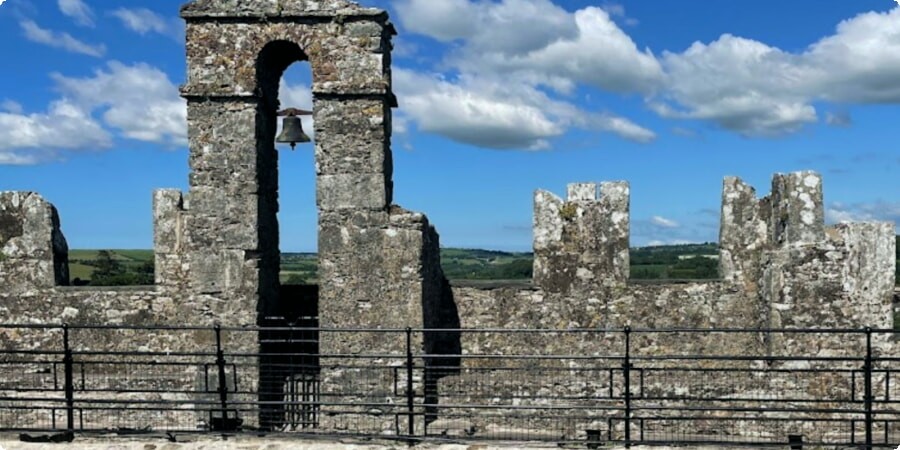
[276,108,312,150]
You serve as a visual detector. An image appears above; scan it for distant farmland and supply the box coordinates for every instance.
[67,243,729,285]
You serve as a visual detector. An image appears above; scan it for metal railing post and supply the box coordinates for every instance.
[864,327,873,450]
[623,326,632,448]
[214,324,231,430]
[406,327,415,439]
[62,324,74,432]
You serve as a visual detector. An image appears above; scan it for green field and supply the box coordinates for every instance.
[65,237,900,286]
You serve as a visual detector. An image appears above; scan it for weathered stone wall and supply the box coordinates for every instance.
[444,171,895,441]
[0,192,69,293]
[0,0,896,442]
[534,182,629,294]
[522,171,895,335]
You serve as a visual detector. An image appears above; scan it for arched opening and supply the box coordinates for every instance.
[277,62,317,286]
[255,40,320,431]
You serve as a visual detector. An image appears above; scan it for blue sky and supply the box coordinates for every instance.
[0,0,898,252]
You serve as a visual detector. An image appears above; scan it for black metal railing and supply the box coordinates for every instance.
[0,323,898,448]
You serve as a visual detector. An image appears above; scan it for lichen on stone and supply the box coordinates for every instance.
[558,202,578,220]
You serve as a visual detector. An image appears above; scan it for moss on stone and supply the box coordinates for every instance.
[559,202,578,221]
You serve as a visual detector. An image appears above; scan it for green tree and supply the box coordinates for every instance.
[90,251,154,286]
[92,250,124,279]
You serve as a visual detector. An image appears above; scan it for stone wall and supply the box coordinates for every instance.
[442,170,896,441]
[521,171,895,334]
[0,0,896,441]
[0,192,69,294]
[533,182,629,294]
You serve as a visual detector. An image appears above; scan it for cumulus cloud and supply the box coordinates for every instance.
[394,69,562,149]
[20,20,105,57]
[393,68,654,149]
[110,8,183,40]
[51,61,187,146]
[0,63,342,164]
[0,99,112,163]
[428,2,663,95]
[654,7,900,135]
[397,1,900,140]
[0,61,188,165]
[58,0,94,27]
[392,0,657,149]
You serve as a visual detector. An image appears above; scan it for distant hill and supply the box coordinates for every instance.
[65,238,898,285]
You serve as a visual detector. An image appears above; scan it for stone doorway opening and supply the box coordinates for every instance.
[256,40,320,430]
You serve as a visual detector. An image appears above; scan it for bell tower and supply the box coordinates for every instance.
[178,0,455,367]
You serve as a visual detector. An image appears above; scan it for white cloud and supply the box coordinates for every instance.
[392,0,659,150]
[51,61,187,146]
[393,68,654,149]
[394,69,562,149]
[1,100,23,114]
[0,61,188,164]
[656,35,817,136]
[394,0,481,43]
[654,7,900,135]
[593,115,656,143]
[20,20,105,57]
[424,2,662,95]
[601,2,639,26]
[807,8,900,104]
[110,8,182,40]
[0,62,334,164]
[650,215,680,228]
[58,0,94,27]
[825,111,852,127]
[0,99,111,163]
[826,201,900,230]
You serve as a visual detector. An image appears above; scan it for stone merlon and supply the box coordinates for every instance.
[533,181,630,293]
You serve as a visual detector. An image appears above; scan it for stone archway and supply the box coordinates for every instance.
[178,2,459,429]
[179,0,399,328]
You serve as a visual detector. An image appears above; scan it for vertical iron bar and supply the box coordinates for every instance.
[62,324,74,432]
[406,327,415,438]
[623,326,632,448]
[215,324,230,429]
[864,327,873,450]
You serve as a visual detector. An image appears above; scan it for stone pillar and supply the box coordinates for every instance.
[719,176,766,285]
[533,181,629,294]
[0,192,69,294]
[153,189,187,290]
[835,222,895,329]
[769,171,824,246]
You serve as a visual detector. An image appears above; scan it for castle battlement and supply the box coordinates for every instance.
[533,181,630,293]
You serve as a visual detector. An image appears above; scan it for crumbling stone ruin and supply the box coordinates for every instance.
[0,0,897,441]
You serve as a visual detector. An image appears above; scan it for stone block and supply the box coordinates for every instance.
[770,171,824,246]
[567,183,597,201]
[153,189,184,254]
[189,249,245,294]
[0,192,68,291]
[533,190,563,252]
[316,173,388,210]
